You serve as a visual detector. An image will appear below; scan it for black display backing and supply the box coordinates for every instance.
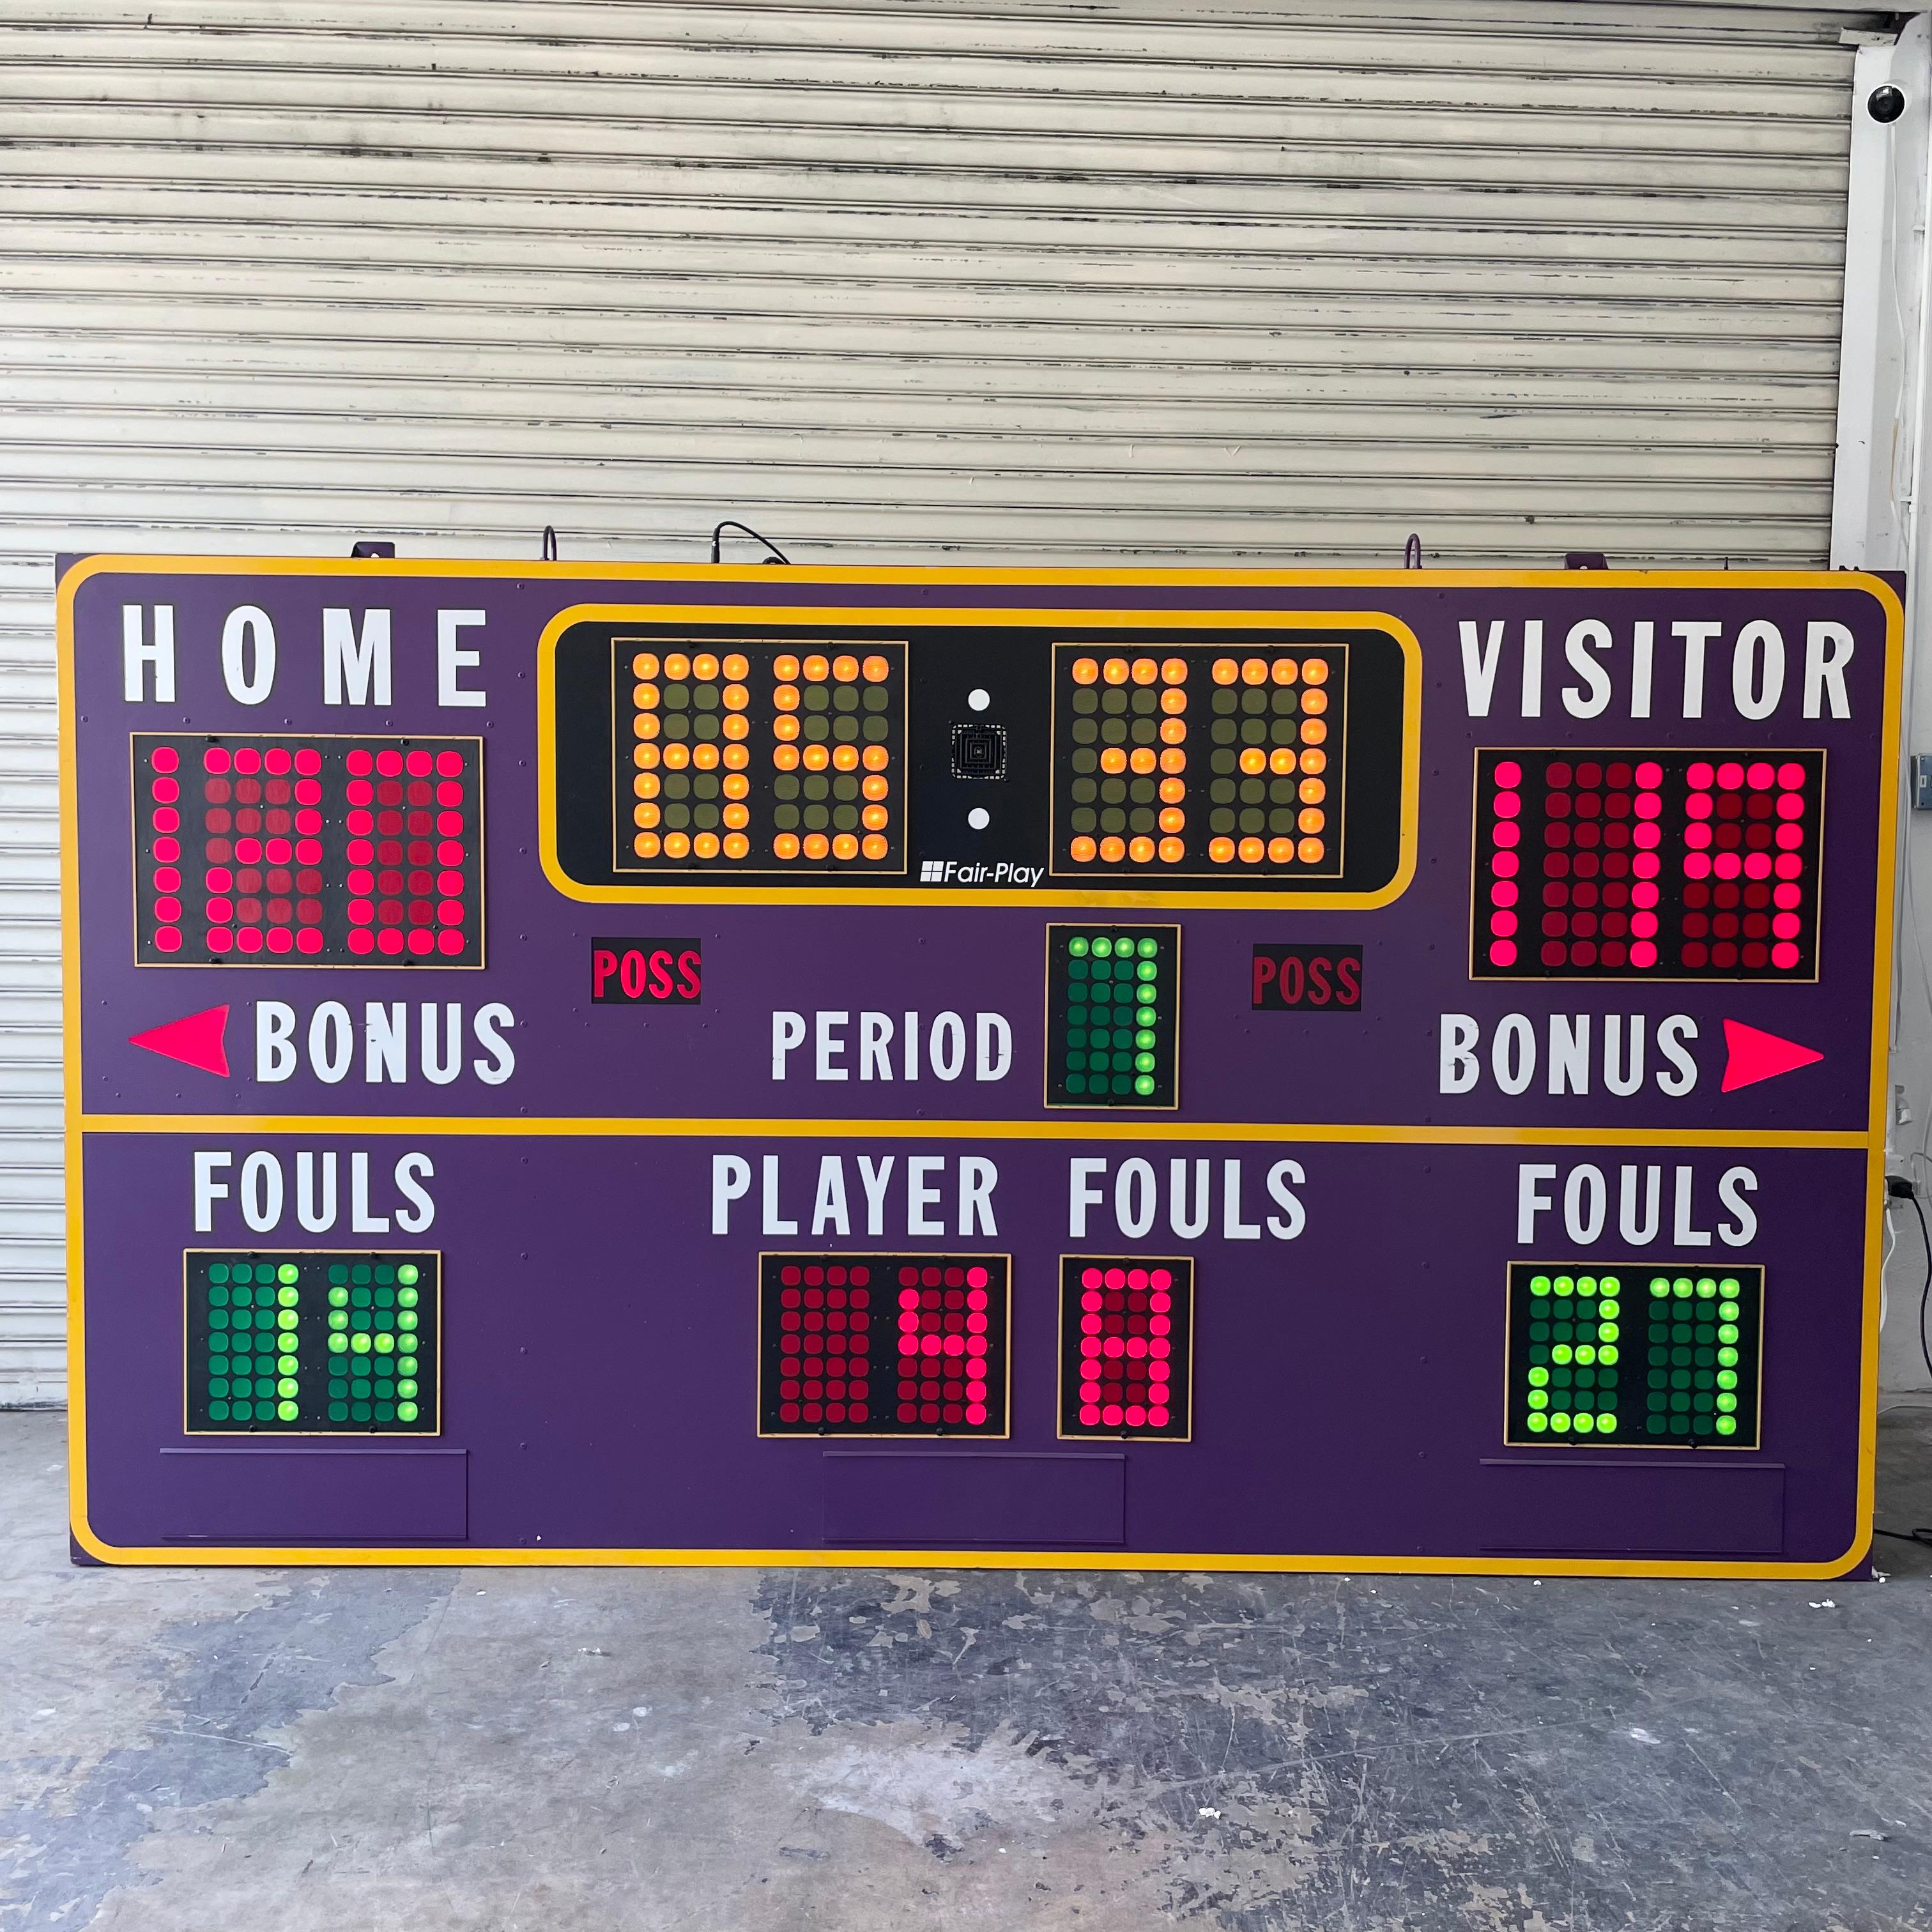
[134,735,483,967]
[1471,750,1823,981]
[1057,1255,1194,1440]
[611,639,907,875]
[551,622,1407,895]
[1045,924,1181,1109]
[756,1254,1011,1438]
[184,1250,440,1434]
[1503,1262,1764,1449]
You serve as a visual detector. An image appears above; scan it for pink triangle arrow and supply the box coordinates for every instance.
[129,1004,231,1078]
[1721,1017,1823,1093]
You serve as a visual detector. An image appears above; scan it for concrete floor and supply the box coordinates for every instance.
[6,1414,1932,1930]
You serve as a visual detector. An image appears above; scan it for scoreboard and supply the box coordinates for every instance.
[59,560,1898,1575]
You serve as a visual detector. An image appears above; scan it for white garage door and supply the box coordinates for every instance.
[0,0,1871,1400]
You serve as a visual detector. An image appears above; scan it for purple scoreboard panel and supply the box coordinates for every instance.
[58,560,1899,1576]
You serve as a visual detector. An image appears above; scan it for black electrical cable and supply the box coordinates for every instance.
[710,519,790,566]
[1874,1526,1932,1545]
[1915,1190,1932,1383]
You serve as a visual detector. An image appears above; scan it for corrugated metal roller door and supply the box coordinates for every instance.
[0,0,1873,1400]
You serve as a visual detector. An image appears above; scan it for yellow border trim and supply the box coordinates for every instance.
[73,1114,1872,1146]
[536,602,1420,909]
[57,558,1904,1577]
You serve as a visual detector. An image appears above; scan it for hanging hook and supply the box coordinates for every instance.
[711,519,792,566]
[1403,533,1422,569]
[541,526,558,562]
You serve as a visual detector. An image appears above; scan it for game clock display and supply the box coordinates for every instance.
[134,735,483,966]
[1057,1257,1193,1439]
[185,1251,440,1435]
[613,640,906,874]
[1046,925,1180,1108]
[1473,751,1822,980]
[1504,1263,1763,1449]
[756,1254,1011,1437]
[1050,644,1344,879]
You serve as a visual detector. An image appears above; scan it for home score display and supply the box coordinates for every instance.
[61,562,1898,1574]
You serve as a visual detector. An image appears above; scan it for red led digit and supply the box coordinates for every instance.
[1059,1257,1191,1439]
[762,1255,1003,1436]
[1476,750,1820,983]
[136,735,482,967]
